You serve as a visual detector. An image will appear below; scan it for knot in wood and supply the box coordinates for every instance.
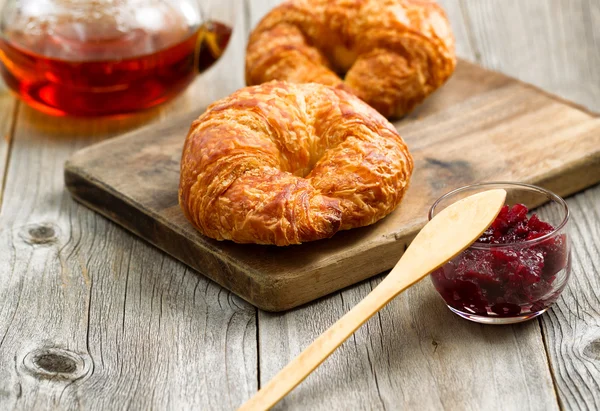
[23,348,89,381]
[21,223,59,245]
[36,353,77,373]
[583,339,600,361]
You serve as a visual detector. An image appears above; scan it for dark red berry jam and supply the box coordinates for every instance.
[431,204,569,318]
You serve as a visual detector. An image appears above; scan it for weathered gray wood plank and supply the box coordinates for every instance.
[536,189,600,410]
[461,0,600,111]
[260,279,559,410]
[437,0,476,59]
[0,4,257,410]
[0,0,17,201]
[0,93,17,207]
[0,0,597,409]
[253,1,559,409]
[463,1,600,409]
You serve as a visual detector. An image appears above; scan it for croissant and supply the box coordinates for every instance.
[245,0,456,118]
[179,82,413,246]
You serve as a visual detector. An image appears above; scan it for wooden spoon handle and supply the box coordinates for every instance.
[238,189,507,411]
[238,275,412,411]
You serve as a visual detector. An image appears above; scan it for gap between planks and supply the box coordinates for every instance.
[241,0,264,393]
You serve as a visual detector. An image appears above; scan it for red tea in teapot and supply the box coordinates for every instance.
[0,2,231,116]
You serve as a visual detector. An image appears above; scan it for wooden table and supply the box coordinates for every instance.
[0,1,598,409]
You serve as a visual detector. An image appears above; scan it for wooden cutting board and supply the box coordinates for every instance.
[65,60,600,311]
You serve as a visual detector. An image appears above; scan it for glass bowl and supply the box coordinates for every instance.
[428,182,571,325]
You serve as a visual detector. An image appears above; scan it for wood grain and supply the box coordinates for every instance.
[0,93,17,207]
[463,1,600,409]
[65,60,600,311]
[436,0,476,59]
[536,190,600,410]
[0,0,17,202]
[256,0,598,410]
[0,5,258,410]
[260,278,561,410]
[461,0,600,111]
[242,189,506,410]
[0,0,598,410]
[0,109,257,410]
[250,7,562,407]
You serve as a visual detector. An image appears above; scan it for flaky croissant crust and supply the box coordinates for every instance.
[179,82,413,246]
[246,0,456,118]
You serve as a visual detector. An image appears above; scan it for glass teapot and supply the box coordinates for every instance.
[0,0,235,116]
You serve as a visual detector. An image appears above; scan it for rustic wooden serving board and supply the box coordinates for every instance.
[65,60,600,311]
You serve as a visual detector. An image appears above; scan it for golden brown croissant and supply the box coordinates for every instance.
[179,82,413,246]
[245,0,456,118]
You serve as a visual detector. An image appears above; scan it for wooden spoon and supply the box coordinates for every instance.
[239,189,507,411]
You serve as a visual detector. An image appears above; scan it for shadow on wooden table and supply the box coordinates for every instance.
[16,104,169,140]
[10,81,209,141]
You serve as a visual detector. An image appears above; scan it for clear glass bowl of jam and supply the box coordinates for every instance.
[429,182,571,325]
[0,0,234,116]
